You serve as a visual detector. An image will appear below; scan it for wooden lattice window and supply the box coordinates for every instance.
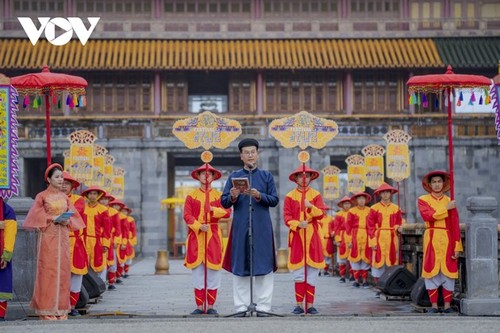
[229,72,256,113]
[264,71,340,114]
[84,72,153,115]
[161,72,188,114]
[352,71,401,114]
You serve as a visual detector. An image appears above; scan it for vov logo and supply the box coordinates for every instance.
[18,17,100,46]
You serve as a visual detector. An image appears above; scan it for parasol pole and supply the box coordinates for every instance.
[300,161,308,314]
[203,162,210,314]
[45,94,52,166]
[446,87,455,199]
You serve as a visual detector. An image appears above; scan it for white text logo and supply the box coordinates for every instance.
[18,17,100,46]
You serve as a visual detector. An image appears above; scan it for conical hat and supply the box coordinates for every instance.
[191,164,222,181]
[422,170,450,193]
[288,165,320,182]
[373,182,398,197]
[62,171,80,189]
[351,192,372,204]
[81,185,106,199]
[337,196,352,208]
[109,199,125,209]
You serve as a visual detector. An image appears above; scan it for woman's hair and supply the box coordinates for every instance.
[46,165,63,179]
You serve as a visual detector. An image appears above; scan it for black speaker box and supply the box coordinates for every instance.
[76,285,89,309]
[410,277,444,307]
[375,265,417,296]
[83,269,106,298]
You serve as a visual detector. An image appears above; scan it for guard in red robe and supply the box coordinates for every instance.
[184,164,231,315]
[81,186,110,282]
[320,210,334,276]
[61,172,87,316]
[367,183,402,286]
[98,193,121,290]
[333,196,352,283]
[284,165,327,315]
[418,170,462,314]
[346,192,373,288]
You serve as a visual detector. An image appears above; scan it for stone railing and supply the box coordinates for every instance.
[17,113,497,141]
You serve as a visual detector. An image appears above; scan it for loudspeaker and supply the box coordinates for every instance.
[410,278,444,307]
[375,265,417,296]
[83,269,106,298]
[76,285,89,309]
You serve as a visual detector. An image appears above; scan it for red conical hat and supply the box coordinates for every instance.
[109,199,125,209]
[191,164,222,181]
[102,192,115,202]
[288,165,320,182]
[351,192,372,204]
[62,171,80,189]
[81,185,105,199]
[337,196,352,208]
[122,205,132,214]
[422,170,450,193]
[373,182,398,197]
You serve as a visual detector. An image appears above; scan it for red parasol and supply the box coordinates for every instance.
[11,65,87,166]
[407,65,491,199]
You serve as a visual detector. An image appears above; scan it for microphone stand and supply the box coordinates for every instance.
[226,164,281,318]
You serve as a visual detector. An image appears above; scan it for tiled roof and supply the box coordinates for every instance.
[0,38,443,70]
[434,37,500,68]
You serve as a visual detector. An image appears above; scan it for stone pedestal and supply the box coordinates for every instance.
[8,197,37,302]
[461,196,500,315]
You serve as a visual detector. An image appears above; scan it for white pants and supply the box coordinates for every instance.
[291,266,320,286]
[192,264,221,290]
[324,256,332,266]
[425,273,455,291]
[233,273,273,312]
[70,274,83,293]
[371,265,387,278]
[337,254,347,264]
[350,261,370,271]
[108,250,117,273]
[98,266,107,282]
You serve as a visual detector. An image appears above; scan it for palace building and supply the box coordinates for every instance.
[1,0,499,256]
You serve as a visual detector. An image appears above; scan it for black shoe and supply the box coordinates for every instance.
[318,271,322,276]
[352,282,360,288]
[292,306,305,315]
[339,277,346,283]
[0,317,5,321]
[427,308,440,314]
[68,309,80,317]
[349,277,355,282]
[123,274,129,278]
[362,282,370,288]
[233,312,246,317]
[323,271,330,276]
[190,309,204,315]
[375,291,381,298]
[443,307,456,314]
[307,307,319,315]
[116,279,123,284]
[108,284,117,290]
[256,312,270,317]
[206,308,218,315]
